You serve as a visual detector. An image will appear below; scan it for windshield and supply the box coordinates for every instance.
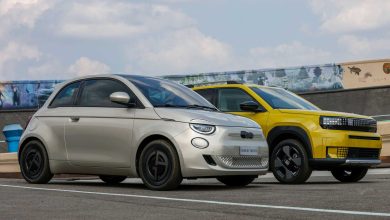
[251,87,320,110]
[123,75,216,110]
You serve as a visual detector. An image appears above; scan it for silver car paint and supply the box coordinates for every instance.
[19,74,269,178]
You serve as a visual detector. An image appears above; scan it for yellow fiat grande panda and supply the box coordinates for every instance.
[193,82,382,184]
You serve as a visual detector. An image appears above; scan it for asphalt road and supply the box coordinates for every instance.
[1,169,390,220]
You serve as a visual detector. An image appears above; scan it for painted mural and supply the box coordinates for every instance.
[0,59,388,111]
[341,59,390,89]
[163,64,344,93]
[0,80,62,110]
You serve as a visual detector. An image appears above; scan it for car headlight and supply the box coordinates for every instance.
[190,123,216,135]
[320,116,345,128]
[319,116,377,132]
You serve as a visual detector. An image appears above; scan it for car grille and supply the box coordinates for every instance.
[215,155,268,169]
[348,148,381,159]
[337,147,349,158]
[330,147,380,159]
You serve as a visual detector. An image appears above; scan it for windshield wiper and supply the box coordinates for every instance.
[186,104,218,111]
[154,104,186,108]
[154,104,218,111]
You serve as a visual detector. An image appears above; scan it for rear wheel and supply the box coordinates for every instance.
[138,140,182,190]
[331,167,368,182]
[217,175,256,187]
[99,175,127,184]
[270,139,312,184]
[20,140,53,184]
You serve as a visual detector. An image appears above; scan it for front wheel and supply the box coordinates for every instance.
[99,175,127,184]
[138,140,182,190]
[217,175,256,187]
[19,140,53,184]
[270,139,312,184]
[331,167,368,182]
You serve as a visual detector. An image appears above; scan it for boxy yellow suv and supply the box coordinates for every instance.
[193,82,382,184]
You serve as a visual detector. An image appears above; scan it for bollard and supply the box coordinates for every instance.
[2,124,23,153]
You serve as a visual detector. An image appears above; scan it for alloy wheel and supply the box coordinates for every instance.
[274,145,302,180]
[24,148,44,179]
[145,149,171,184]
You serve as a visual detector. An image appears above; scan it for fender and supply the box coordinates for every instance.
[18,134,47,160]
[267,126,313,158]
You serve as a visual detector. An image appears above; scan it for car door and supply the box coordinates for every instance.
[216,88,270,132]
[64,78,136,168]
[41,81,81,161]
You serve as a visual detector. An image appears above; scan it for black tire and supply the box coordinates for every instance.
[217,175,257,187]
[331,167,368,182]
[270,139,312,184]
[138,139,182,190]
[99,175,127,184]
[19,140,53,184]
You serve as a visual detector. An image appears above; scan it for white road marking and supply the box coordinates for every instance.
[1,184,390,217]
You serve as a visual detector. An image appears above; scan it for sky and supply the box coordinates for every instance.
[0,0,389,80]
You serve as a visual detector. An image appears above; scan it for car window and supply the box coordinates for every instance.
[251,87,320,110]
[79,79,132,108]
[50,82,80,107]
[218,88,257,112]
[195,89,217,106]
[124,75,215,110]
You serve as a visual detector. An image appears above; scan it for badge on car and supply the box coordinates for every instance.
[239,146,258,156]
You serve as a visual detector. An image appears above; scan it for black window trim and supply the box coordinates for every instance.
[195,88,218,107]
[49,77,144,109]
[48,80,83,108]
[77,77,144,109]
[215,87,266,113]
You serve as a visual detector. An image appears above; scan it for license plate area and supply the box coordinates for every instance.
[239,146,258,156]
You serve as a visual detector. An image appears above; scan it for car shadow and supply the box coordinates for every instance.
[254,180,375,185]
[48,179,266,191]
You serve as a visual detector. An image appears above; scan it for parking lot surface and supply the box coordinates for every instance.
[1,169,390,220]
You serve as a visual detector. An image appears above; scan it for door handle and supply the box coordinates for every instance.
[70,117,80,122]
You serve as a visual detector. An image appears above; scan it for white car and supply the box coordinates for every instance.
[19,75,269,190]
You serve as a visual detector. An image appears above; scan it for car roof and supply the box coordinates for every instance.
[192,83,282,90]
[56,74,169,87]
[61,74,164,82]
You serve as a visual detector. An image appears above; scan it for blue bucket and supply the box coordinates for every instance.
[2,124,23,153]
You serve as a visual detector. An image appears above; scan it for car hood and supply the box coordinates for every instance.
[154,108,260,128]
[277,109,372,119]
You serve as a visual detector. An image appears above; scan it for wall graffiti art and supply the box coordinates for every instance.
[0,80,62,111]
[163,64,344,93]
[0,59,388,111]
[341,59,390,89]
[384,63,390,74]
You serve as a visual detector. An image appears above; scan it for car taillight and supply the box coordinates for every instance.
[24,116,32,130]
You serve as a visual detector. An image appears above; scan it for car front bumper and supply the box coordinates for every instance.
[173,126,269,178]
[310,158,381,169]
[310,129,382,159]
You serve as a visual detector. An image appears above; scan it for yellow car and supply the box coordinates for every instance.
[193,82,382,184]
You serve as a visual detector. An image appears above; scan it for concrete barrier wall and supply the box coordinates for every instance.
[0,111,34,152]
[300,85,390,117]
[379,122,390,162]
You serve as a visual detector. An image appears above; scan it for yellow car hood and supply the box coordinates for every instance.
[277,109,372,119]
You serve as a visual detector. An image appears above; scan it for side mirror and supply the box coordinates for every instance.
[240,101,263,112]
[110,92,136,107]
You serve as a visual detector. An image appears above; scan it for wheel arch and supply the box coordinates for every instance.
[18,136,47,160]
[267,126,313,158]
[134,134,182,176]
